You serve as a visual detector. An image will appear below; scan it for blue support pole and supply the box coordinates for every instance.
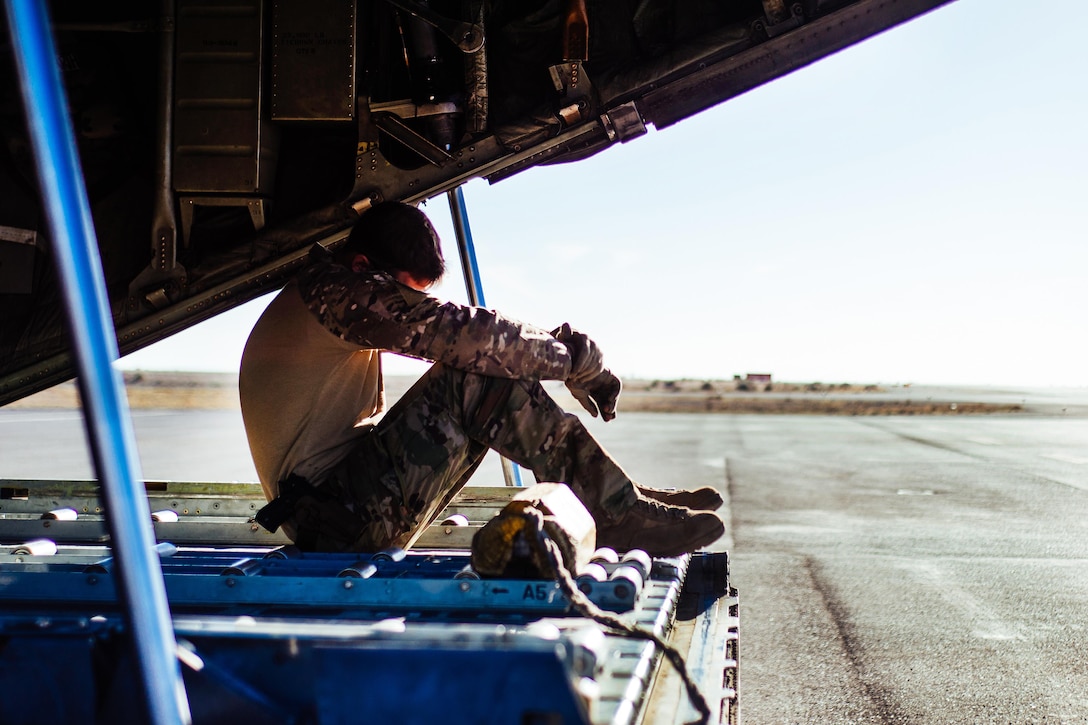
[448,187,488,307]
[3,3,191,724]
[446,187,524,487]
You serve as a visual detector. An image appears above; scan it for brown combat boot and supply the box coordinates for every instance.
[637,485,724,511]
[595,496,725,557]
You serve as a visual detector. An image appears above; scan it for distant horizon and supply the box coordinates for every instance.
[112,366,1088,392]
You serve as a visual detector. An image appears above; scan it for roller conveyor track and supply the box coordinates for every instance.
[0,481,737,723]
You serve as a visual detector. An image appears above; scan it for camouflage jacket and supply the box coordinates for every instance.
[296,245,573,381]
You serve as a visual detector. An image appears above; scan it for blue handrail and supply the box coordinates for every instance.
[3,2,191,723]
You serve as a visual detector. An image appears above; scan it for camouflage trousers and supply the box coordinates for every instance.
[289,364,639,552]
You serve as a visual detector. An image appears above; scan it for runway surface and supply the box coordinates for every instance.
[2,391,1087,723]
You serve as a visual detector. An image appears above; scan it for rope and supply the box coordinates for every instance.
[527,510,713,725]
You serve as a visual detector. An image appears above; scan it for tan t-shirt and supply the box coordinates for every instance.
[239,279,384,501]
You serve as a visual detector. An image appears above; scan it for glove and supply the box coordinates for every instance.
[572,368,621,421]
[552,322,603,384]
[552,323,622,421]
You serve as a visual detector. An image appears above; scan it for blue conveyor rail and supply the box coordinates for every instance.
[0,547,685,617]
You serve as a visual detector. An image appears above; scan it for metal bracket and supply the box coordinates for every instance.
[548,60,593,127]
[370,112,454,166]
[600,102,646,143]
[178,196,270,248]
[756,1,805,38]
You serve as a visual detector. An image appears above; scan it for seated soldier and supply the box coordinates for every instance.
[239,202,724,556]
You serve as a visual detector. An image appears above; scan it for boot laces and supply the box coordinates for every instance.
[634,495,689,520]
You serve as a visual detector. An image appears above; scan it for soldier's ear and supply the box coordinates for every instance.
[351,254,370,273]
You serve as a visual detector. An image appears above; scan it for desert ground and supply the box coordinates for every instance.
[6,371,1036,416]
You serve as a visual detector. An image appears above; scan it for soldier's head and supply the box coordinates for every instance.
[340,202,446,290]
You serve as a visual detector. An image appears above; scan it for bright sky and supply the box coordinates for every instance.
[120,0,1088,387]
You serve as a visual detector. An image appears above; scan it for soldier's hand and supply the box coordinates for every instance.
[572,369,621,421]
[552,323,620,421]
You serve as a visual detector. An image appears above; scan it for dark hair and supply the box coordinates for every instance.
[341,202,446,282]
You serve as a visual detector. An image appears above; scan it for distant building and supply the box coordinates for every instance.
[734,373,773,392]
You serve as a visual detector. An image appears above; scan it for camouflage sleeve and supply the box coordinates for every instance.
[296,252,573,381]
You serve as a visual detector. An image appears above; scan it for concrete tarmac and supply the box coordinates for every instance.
[590,411,1088,724]
[2,390,1087,723]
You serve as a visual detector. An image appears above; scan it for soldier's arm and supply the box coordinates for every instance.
[297,254,572,381]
